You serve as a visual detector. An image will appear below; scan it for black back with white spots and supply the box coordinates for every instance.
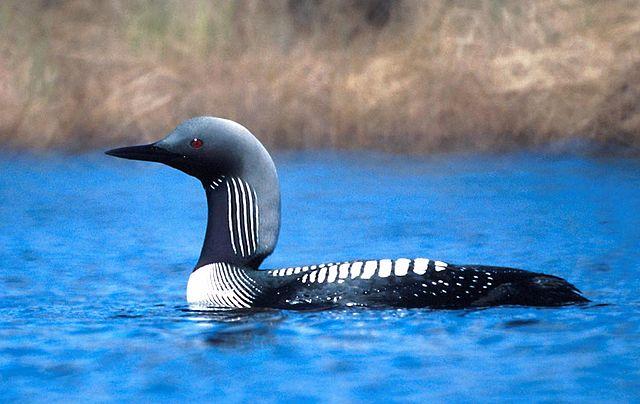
[228,257,588,309]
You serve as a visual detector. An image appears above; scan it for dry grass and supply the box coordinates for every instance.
[1,0,640,153]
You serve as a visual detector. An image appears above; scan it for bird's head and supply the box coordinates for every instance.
[106,116,269,182]
[106,116,280,269]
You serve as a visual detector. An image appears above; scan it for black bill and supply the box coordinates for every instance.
[105,143,179,163]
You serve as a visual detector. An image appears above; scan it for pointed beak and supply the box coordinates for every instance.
[105,143,180,163]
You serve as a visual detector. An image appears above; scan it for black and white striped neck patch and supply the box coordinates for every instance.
[225,177,259,258]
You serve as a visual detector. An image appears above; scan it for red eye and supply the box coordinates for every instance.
[190,138,203,149]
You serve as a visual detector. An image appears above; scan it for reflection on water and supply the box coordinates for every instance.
[0,151,639,401]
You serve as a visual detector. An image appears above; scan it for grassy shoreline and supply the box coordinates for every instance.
[1,0,640,154]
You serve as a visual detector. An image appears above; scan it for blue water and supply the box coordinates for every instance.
[1,151,639,402]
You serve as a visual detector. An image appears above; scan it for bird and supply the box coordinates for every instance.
[106,116,588,309]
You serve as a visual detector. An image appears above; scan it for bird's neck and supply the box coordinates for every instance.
[196,173,280,270]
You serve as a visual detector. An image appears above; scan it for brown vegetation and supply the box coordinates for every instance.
[1,0,640,153]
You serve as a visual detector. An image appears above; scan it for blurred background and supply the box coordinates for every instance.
[2,2,640,401]
[1,0,640,153]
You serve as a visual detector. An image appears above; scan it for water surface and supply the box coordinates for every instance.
[1,151,639,401]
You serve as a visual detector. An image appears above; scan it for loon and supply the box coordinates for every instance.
[106,116,588,309]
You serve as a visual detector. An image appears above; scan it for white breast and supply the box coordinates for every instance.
[186,263,261,308]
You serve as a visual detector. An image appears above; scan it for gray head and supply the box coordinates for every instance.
[106,117,280,269]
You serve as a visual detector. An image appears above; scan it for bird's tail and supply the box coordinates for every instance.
[519,274,589,306]
[472,271,589,307]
